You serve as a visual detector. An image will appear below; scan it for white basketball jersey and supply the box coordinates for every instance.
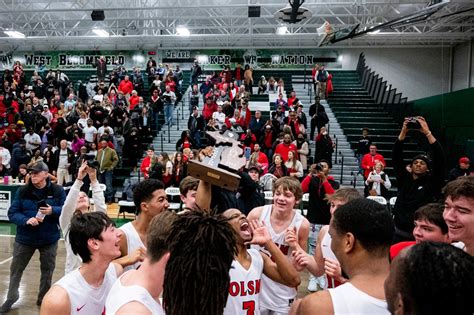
[105,270,165,315]
[120,222,145,271]
[251,205,304,312]
[328,282,389,315]
[224,249,264,315]
[55,263,118,315]
[321,228,337,261]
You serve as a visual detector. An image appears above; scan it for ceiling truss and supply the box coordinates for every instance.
[0,0,472,51]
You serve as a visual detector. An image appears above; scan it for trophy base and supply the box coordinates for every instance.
[187,160,241,191]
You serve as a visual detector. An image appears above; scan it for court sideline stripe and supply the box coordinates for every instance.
[0,257,13,265]
[0,235,65,240]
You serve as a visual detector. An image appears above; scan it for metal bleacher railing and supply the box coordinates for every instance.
[356,53,410,124]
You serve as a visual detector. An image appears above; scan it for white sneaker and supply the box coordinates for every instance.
[317,275,327,290]
[307,275,318,292]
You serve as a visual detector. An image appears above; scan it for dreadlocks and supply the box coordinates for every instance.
[163,211,237,315]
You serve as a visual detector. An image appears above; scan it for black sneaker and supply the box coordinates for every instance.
[0,294,19,313]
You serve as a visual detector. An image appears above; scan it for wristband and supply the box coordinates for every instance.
[425,132,432,137]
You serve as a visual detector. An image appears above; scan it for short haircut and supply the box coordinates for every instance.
[133,179,165,213]
[69,212,115,263]
[332,199,394,255]
[397,242,474,314]
[146,211,178,263]
[414,203,448,234]
[443,176,474,200]
[163,212,236,315]
[317,159,330,167]
[179,176,199,196]
[326,187,362,203]
[273,176,303,202]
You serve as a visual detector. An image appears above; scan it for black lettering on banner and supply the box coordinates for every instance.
[0,193,8,200]
[86,56,95,65]
[59,54,67,66]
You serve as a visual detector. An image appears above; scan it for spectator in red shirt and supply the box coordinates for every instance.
[164,75,176,92]
[361,144,386,179]
[118,75,133,99]
[225,109,246,130]
[202,97,218,122]
[287,91,297,107]
[233,64,244,86]
[249,143,269,174]
[240,129,257,152]
[238,101,252,129]
[128,90,140,111]
[275,133,298,162]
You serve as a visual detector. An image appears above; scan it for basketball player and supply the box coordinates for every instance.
[116,179,169,270]
[247,176,310,314]
[297,199,394,314]
[40,212,123,314]
[162,211,237,315]
[292,188,362,287]
[106,211,177,314]
[385,242,474,314]
[222,208,301,315]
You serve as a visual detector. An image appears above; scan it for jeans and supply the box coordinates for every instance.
[99,170,114,202]
[308,223,327,289]
[153,109,161,132]
[191,130,201,148]
[164,103,174,126]
[308,223,324,255]
[5,242,58,304]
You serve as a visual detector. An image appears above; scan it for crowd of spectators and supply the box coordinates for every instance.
[1,58,474,315]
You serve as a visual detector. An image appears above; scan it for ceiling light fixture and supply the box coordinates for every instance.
[92,29,109,37]
[276,26,288,35]
[4,30,26,38]
[176,27,190,36]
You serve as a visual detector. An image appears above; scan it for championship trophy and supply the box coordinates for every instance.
[187,130,247,191]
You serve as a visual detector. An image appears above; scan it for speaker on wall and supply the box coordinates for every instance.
[91,10,105,21]
[248,6,261,18]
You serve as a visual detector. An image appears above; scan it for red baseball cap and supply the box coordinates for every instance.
[459,157,470,164]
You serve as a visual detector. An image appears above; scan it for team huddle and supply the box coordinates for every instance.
[2,161,474,314]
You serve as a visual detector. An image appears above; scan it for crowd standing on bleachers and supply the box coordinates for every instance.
[0,60,473,314]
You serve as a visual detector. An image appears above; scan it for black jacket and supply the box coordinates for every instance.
[307,176,339,224]
[447,166,470,182]
[392,139,445,233]
[187,114,205,133]
[51,148,75,173]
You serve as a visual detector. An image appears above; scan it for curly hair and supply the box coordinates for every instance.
[397,242,474,314]
[163,211,237,315]
[132,179,165,213]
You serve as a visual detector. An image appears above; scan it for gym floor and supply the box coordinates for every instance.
[0,205,311,314]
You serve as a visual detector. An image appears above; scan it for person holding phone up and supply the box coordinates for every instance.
[1,161,66,313]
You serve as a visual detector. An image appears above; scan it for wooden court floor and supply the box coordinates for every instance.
[0,204,312,314]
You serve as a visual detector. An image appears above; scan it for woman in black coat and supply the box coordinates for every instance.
[315,126,335,168]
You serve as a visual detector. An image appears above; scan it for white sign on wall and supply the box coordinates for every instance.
[0,191,11,221]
